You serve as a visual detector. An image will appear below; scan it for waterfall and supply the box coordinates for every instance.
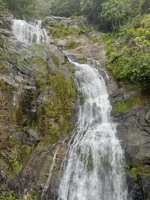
[12,19,49,44]
[58,60,128,200]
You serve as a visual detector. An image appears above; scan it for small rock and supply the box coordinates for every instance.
[143,127,150,134]
[26,128,41,142]
[139,176,150,200]
[145,110,150,123]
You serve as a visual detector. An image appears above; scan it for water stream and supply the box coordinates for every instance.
[58,60,128,200]
[12,19,49,44]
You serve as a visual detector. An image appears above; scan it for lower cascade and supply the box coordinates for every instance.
[58,60,128,200]
[12,19,49,44]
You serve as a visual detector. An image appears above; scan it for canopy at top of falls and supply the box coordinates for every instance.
[12,19,49,45]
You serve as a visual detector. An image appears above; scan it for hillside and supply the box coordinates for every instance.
[0,0,150,200]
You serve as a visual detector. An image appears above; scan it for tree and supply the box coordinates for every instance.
[2,0,52,19]
[81,0,106,24]
[0,0,6,12]
[50,0,81,17]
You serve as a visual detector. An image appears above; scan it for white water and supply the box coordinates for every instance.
[58,61,128,200]
[12,19,49,44]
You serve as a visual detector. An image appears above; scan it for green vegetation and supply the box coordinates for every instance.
[0,190,37,200]
[91,36,102,43]
[7,139,34,175]
[52,55,60,67]
[35,71,76,145]
[1,0,52,19]
[65,39,81,49]
[0,190,22,200]
[50,0,148,30]
[51,0,80,17]
[127,166,150,179]
[79,55,88,62]
[0,37,76,198]
[48,0,150,91]
[113,96,146,113]
[47,21,90,39]
[104,14,150,90]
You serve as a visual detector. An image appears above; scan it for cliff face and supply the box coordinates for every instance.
[110,87,150,200]
[0,14,150,200]
[0,14,76,199]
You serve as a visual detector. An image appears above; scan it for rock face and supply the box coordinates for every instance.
[110,85,150,200]
[0,13,76,199]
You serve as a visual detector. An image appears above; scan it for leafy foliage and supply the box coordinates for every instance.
[50,0,150,32]
[104,14,150,90]
[1,0,52,19]
[50,0,80,17]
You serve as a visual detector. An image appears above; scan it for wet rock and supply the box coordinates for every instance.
[132,185,144,200]
[139,176,150,200]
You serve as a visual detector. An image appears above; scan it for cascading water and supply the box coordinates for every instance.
[58,60,128,200]
[12,19,49,44]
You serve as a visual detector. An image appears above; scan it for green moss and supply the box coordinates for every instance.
[79,55,88,62]
[49,22,90,39]
[0,80,14,92]
[0,190,37,200]
[113,96,145,113]
[91,36,102,43]
[0,63,9,74]
[7,138,34,176]
[0,190,23,200]
[65,40,81,50]
[128,166,150,179]
[52,55,60,67]
[30,61,76,146]
[36,73,76,145]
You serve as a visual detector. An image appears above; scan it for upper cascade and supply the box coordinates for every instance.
[12,19,49,45]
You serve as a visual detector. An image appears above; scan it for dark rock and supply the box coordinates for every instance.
[143,127,150,134]
[26,128,41,142]
[127,174,144,200]
[139,176,150,200]
[0,170,7,184]
[132,184,145,200]
[0,13,13,30]
[123,90,137,101]
[138,116,148,127]
[146,110,150,123]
